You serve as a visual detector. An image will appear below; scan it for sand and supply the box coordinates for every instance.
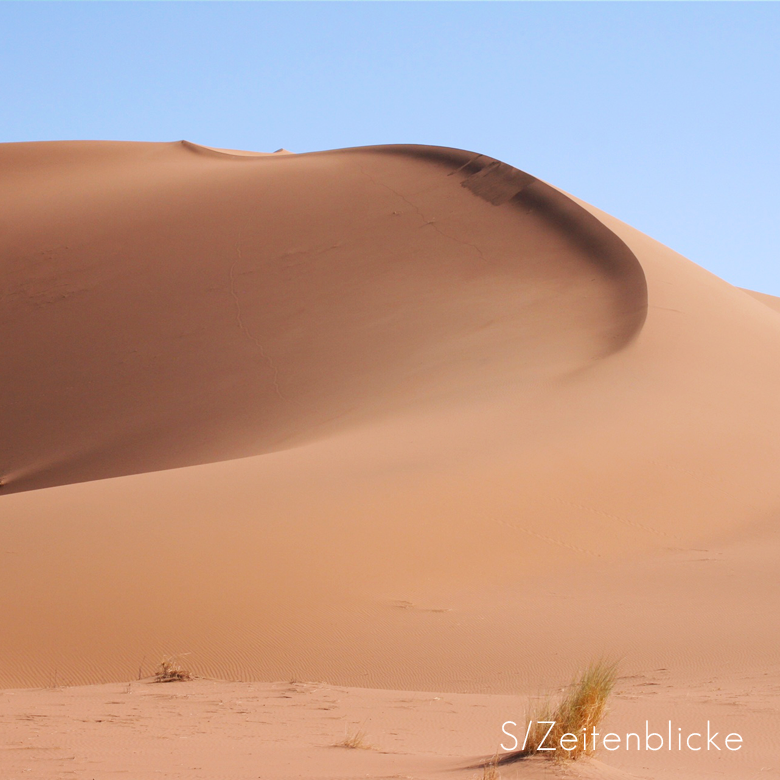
[1,140,778,777]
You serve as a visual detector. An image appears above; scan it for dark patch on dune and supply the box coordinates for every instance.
[460,160,536,205]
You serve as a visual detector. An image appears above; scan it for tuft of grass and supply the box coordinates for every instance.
[153,654,193,683]
[502,660,618,763]
[476,754,500,779]
[336,727,373,750]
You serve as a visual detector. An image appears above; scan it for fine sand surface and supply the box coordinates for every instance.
[2,671,778,780]
[1,140,779,777]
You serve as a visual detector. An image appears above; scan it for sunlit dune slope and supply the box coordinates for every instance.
[744,287,780,313]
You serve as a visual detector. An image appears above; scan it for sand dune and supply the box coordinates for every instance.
[1,140,646,494]
[2,139,779,774]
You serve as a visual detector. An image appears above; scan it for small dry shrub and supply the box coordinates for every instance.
[154,655,193,683]
[336,727,372,750]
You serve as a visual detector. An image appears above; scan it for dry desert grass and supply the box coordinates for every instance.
[336,727,373,750]
[153,655,193,683]
[476,755,500,779]
[500,660,617,763]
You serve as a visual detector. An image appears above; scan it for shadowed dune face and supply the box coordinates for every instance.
[0,141,646,493]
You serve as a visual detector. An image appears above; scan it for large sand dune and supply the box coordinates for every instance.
[2,140,779,713]
[1,140,646,493]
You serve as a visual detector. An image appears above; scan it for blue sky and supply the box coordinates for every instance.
[2,2,779,294]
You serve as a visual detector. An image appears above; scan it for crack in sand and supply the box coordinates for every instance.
[229,240,284,400]
[357,164,489,264]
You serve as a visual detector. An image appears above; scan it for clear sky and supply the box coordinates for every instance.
[2,2,779,295]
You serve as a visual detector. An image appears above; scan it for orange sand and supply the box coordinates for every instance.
[1,141,778,777]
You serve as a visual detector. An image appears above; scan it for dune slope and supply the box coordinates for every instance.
[1,141,645,493]
[1,142,779,693]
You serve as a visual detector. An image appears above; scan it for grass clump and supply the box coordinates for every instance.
[336,727,373,750]
[476,755,500,779]
[501,660,618,764]
[153,654,193,683]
